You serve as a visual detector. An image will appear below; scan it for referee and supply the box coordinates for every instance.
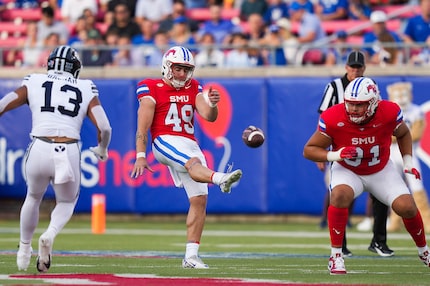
[317,50,394,257]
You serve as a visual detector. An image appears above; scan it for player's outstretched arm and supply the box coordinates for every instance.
[87,96,112,161]
[395,122,421,179]
[0,86,28,116]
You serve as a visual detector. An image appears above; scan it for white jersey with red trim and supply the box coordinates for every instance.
[23,71,99,140]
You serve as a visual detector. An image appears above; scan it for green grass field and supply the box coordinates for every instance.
[1,215,430,285]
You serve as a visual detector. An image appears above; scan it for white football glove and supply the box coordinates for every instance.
[89,145,108,161]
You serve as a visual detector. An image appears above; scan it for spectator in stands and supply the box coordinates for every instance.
[68,16,88,46]
[277,18,299,65]
[101,0,137,27]
[197,3,241,45]
[245,13,266,43]
[315,0,348,21]
[169,16,197,50]
[146,31,170,66]
[194,32,225,67]
[324,30,353,66]
[239,0,268,21]
[132,18,155,45]
[290,3,327,65]
[225,32,261,67]
[263,0,289,25]
[60,0,98,24]
[289,0,314,14]
[106,3,141,39]
[112,35,133,66]
[135,0,173,25]
[6,21,41,67]
[36,32,61,67]
[37,5,69,45]
[158,0,199,34]
[260,24,287,65]
[81,29,113,66]
[403,0,430,56]
[409,36,430,65]
[363,11,403,66]
[348,0,371,20]
[82,8,100,32]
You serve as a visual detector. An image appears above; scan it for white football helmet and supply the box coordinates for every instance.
[387,82,412,110]
[344,77,380,124]
[161,46,195,89]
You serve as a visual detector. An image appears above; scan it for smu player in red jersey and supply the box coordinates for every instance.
[304,77,429,274]
[131,46,242,269]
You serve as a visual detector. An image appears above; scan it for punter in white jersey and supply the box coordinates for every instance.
[0,45,112,273]
[386,82,430,232]
[131,46,242,269]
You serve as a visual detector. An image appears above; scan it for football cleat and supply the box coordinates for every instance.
[368,242,394,257]
[182,255,209,269]
[328,253,347,275]
[419,250,430,267]
[342,247,352,257]
[219,169,242,193]
[37,235,52,273]
[17,243,32,271]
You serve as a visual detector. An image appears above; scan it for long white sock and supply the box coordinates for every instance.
[20,195,42,244]
[46,201,76,239]
[418,245,429,255]
[211,172,225,185]
[331,247,342,257]
[185,242,200,259]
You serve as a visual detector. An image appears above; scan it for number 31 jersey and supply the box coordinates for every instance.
[319,100,403,175]
[136,78,202,142]
[23,72,99,140]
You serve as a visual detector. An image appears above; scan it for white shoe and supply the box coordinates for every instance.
[419,250,430,267]
[219,169,242,193]
[17,242,32,271]
[37,235,52,273]
[328,253,346,275]
[182,255,209,269]
[357,217,373,232]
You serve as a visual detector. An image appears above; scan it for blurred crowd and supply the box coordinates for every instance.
[1,0,429,68]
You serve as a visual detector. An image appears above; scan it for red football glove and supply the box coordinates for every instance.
[403,155,421,180]
[340,146,358,159]
[327,146,358,162]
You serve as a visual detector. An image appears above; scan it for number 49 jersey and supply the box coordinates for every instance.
[136,78,202,142]
[319,100,403,175]
[23,72,99,140]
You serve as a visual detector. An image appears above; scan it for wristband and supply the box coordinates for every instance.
[327,149,342,162]
[403,154,413,166]
[136,152,146,159]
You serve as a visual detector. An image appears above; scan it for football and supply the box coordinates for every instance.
[242,125,265,148]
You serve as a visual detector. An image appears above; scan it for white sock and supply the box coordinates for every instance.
[331,247,342,257]
[185,242,200,259]
[418,245,428,255]
[211,172,225,185]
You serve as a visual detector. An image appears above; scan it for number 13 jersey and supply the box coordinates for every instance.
[23,71,99,140]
